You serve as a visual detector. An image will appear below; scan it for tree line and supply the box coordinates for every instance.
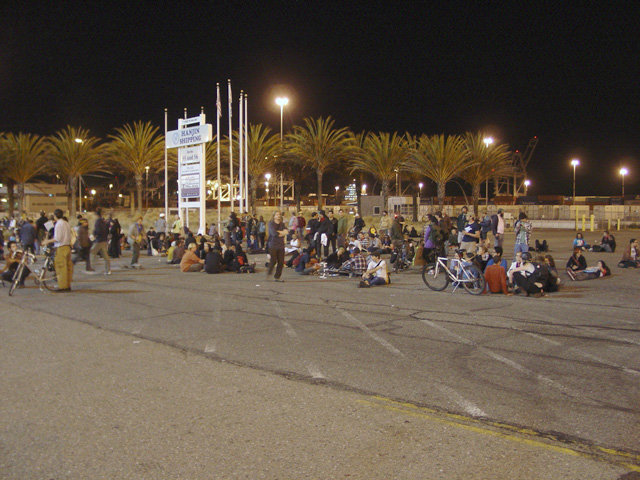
[0,117,514,218]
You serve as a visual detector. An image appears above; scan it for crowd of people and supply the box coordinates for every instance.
[1,206,637,293]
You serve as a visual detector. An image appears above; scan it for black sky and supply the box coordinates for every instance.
[1,2,638,197]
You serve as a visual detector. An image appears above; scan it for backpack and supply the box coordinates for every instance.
[292,254,303,267]
[70,227,78,247]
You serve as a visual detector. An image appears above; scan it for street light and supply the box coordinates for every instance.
[418,182,423,198]
[75,138,83,144]
[335,185,339,205]
[275,97,289,209]
[620,167,628,196]
[571,159,580,230]
[483,138,494,205]
[265,173,271,206]
[145,166,150,210]
[524,179,531,196]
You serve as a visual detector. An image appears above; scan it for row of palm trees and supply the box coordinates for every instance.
[1,116,514,219]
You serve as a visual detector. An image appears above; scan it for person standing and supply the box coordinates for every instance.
[19,218,37,255]
[43,209,73,292]
[491,208,505,248]
[460,214,481,255]
[266,211,288,282]
[35,210,48,254]
[171,214,183,241]
[128,216,144,267]
[456,206,468,244]
[379,211,392,237]
[296,211,306,242]
[336,209,348,248]
[89,207,111,274]
[155,213,167,235]
[513,212,532,260]
[327,210,338,253]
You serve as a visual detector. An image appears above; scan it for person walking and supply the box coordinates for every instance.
[43,209,73,292]
[266,211,288,282]
[128,216,144,267]
[88,207,111,274]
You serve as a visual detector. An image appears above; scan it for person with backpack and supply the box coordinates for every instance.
[88,208,111,274]
[422,214,443,263]
[358,250,389,288]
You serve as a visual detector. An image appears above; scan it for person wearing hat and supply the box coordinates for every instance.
[491,208,506,248]
[155,212,167,234]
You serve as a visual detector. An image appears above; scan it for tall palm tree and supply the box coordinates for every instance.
[224,124,281,212]
[406,134,471,211]
[48,126,107,218]
[107,121,165,212]
[0,132,49,214]
[285,116,353,209]
[350,131,410,210]
[461,132,513,216]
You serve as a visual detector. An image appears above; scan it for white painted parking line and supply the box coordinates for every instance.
[339,309,487,417]
[272,301,325,379]
[420,319,602,406]
[204,343,216,353]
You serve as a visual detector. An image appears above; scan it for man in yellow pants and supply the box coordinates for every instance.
[43,209,73,292]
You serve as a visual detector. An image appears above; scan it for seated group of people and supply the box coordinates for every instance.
[572,231,617,253]
[170,234,254,274]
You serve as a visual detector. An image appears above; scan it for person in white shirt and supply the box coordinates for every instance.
[359,250,389,288]
[42,209,73,292]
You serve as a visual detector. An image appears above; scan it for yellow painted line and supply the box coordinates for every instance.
[358,396,640,472]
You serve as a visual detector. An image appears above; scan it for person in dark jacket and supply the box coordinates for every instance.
[89,208,111,274]
[19,218,37,254]
[315,210,332,259]
[565,247,587,280]
[204,244,224,274]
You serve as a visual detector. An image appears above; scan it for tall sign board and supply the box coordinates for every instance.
[166,114,213,234]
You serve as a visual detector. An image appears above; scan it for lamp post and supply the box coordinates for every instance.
[483,137,493,206]
[275,97,289,209]
[620,168,628,197]
[418,182,423,199]
[265,173,271,207]
[335,186,339,205]
[524,179,530,196]
[571,159,580,230]
[145,166,150,210]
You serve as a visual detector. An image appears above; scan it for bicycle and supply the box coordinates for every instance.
[34,246,58,292]
[8,250,36,296]
[421,251,486,295]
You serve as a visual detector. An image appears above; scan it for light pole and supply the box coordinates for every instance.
[620,168,628,196]
[418,182,423,199]
[275,97,289,209]
[524,179,530,196]
[145,166,150,210]
[395,169,399,196]
[265,173,271,207]
[335,185,339,205]
[483,137,493,206]
[571,159,580,230]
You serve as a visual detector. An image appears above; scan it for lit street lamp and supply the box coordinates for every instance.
[524,179,531,196]
[571,159,580,230]
[620,167,628,196]
[418,182,423,198]
[265,173,271,206]
[335,185,339,205]
[275,97,289,209]
[483,137,493,206]
[145,166,150,209]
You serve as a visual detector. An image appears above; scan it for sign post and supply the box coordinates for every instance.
[166,114,213,235]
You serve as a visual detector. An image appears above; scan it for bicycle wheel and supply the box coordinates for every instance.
[39,259,58,291]
[8,264,23,296]
[462,264,486,295]
[422,263,449,291]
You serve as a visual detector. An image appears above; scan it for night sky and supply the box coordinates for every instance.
[2,2,638,197]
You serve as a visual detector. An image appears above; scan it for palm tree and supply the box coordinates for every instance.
[406,134,471,211]
[0,132,15,217]
[48,126,107,219]
[107,121,165,213]
[285,116,353,209]
[461,132,513,216]
[350,131,410,210]
[0,132,49,214]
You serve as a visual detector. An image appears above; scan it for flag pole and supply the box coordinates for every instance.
[216,83,222,235]
[164,108,168,234]
[244,94,249,212]
[228,79,234,213]
[239,91,244,214]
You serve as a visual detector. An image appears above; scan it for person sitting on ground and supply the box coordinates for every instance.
[151,232,168,256]
[543,254,560,292]
[380,235,392,254]
[204,244,224,274]
[1,241,30,286]
[180,242,204,272]
[324,247,349,269]
[286,233,301,255]
[508,252,546,297]
[595,230,616,253]
[447,227,460,252]
[573,232,590,251]
[223,244,236,270]
[339,247,367,275]
[295,246,322,275]
[368,232,382,252]
[570,260,611,281]
[233,244,249,272]
[484,254,511,295]
[618,238,639,268]
[566,247,587,279]
[485,246,508,270]
[357,231,370,251]
[169,239,185,265]
[247,233,261,253]
[535,239,549,252]
[359,250,389,288]
[507,251,523,280]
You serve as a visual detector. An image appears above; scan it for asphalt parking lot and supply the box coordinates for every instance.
[1,229,639,479]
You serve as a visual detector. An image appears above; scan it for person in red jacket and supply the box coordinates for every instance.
[484,255,511,295]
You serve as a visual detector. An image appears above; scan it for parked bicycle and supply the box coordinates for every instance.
[34,246,58,292]
[8,250,36,296]
[421,251,486,295]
